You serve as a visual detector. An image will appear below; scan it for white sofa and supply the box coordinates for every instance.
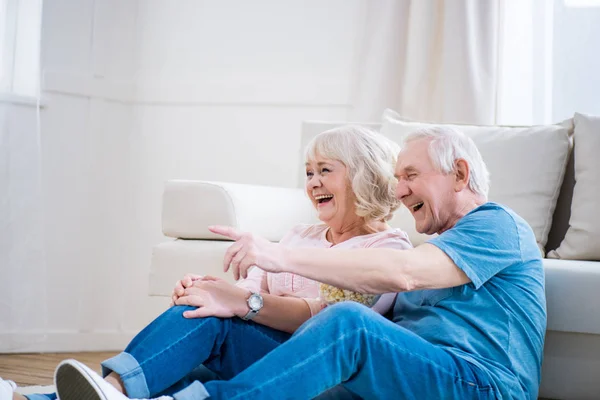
[148,112,600,400]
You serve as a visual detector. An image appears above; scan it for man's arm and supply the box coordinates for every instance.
[285,243,470,293]
[209,225,470,294]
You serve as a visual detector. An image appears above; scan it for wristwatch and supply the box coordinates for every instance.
[241,292,264,321]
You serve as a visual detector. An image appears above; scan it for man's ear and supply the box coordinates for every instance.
[454,159,470,191]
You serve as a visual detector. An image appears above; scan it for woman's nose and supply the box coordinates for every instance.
[308,175,321,188]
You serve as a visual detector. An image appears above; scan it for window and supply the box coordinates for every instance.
[564,0,600,6]
[0,0,42,97]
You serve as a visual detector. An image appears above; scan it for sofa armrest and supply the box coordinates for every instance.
[162,180,317,241]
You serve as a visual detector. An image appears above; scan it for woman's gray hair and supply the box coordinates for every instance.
[403,126,490,198]
[304,125,401,222]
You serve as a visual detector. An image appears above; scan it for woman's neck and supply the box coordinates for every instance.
[326,219,390,245]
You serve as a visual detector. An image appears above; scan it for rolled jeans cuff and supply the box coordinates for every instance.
[101,352,151,398]
[173,381,211,400]
[24,394,56,400]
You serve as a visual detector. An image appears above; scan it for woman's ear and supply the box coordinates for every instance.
[454,159,470,191]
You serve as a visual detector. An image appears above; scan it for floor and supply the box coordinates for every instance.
[0,352,117,386]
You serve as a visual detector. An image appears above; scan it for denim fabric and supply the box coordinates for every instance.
[24,393,57,400]
[187,302,499,400]
[100,305,292,397]
[25,305,359,400]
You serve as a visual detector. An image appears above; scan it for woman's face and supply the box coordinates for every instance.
[305,155,358,228]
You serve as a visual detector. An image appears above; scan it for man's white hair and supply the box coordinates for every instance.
[305,125,401,222]
[403,126,490,199]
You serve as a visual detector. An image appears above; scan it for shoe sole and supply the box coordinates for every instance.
[55,361,106,400]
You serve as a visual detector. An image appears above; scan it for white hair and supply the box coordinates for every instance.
[305,125,401,221]
[403,126,490,198]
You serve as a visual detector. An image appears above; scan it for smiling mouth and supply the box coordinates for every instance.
[315,194,334,204]
[411,202,424,212]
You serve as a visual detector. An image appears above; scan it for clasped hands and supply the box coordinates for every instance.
[170,225,288,319]
[170,274,250,319]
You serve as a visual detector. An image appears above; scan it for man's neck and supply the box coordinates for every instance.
[438,195,486,234]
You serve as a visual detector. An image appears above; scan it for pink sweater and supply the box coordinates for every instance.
[236,223,412,316]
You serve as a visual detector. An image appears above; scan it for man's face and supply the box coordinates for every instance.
[394,139,458,235]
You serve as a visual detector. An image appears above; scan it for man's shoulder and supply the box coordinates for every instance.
[459,202,519,229]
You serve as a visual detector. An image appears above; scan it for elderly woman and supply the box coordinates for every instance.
[7,125,412,400]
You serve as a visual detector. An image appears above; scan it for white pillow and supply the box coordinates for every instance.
[548,113,600,260]
[381,109,573,254]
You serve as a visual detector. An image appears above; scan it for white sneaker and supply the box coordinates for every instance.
[0,378,17,400]
[55,359,127,400]
[54,359,172,400]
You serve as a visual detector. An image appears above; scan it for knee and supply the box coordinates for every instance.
[302,302,374,334]
[166,306,223,327]
[325,301,373,321]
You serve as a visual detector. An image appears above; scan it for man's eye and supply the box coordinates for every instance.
[407,174,417,180]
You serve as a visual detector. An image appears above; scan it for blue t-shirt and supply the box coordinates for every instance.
[392,202,546,399]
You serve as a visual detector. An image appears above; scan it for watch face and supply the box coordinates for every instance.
[248,294,263,311]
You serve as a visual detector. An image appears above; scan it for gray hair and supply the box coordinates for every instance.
[403,126,490,198]
[304,125,401,221]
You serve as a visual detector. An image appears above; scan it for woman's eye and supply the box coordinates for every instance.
[321,168,331,174]
[306,171,314,178]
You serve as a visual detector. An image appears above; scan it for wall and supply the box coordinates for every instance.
[1,0,377,351]
[552,0,600,121]
[123,0,368,333]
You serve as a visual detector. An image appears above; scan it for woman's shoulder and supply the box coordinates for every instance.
[281,223,328,243]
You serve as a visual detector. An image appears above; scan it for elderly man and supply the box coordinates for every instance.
[61,126,547,400]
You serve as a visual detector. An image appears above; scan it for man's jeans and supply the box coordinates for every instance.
[180,302,501,400]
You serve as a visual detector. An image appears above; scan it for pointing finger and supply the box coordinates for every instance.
[209,225,243,240]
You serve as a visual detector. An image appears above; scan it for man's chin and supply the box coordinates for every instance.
[415,224,433,235]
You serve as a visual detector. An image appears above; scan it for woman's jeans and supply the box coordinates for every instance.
[102,305,295,396]
[25,305,360,400]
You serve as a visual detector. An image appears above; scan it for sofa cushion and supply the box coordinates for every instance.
[380,109,573,254]
[149,240,236,297]
[543,258,600,335]
[548,113,600,261]
[162,180,317,241]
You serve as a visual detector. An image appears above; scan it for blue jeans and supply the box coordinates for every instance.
[26,305,360,400]
[176,302,500,400]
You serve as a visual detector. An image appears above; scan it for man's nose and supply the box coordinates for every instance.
[396,179,410,199]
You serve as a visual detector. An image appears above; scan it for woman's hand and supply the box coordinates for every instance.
[208,225,289,280]
[175,276,250,319]
[170,273,203,306]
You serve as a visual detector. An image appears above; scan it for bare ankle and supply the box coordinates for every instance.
[13,393,27,400]
[104,371,126,394]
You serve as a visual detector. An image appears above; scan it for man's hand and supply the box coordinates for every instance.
[208,225,289,280]
[174,276,250,319]
[170,273,203,306]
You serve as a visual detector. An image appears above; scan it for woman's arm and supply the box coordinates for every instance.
[175,277,320,333]
[250,294,316,333]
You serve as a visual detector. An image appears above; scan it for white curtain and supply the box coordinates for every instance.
[0,102,47,351]
[350,0,553,126]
